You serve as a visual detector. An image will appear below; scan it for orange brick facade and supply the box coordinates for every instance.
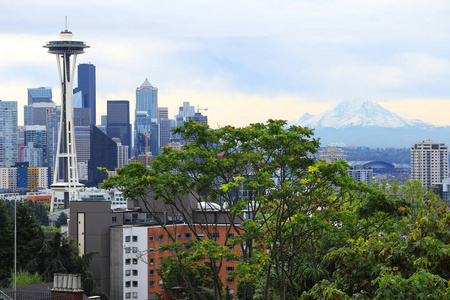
[147,224,240,299]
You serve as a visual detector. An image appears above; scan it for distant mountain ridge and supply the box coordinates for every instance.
[289,100,449,148]
[290,100,434,129]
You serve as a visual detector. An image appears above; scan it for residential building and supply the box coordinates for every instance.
[411,140,449,189]
[24,125,47,166]
[319,146,346,163]
[0,101,18,167]
[348,165,373,183]
[0,166,51,191]
[70,193,242,299]
[22,142,44,167]
[112,137,129,169]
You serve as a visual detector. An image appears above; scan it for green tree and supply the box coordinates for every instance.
[302,182,450,299]
[54,212,68,228]
[103,120,405,300]
[9,270,43,287]
[0,201,13,286]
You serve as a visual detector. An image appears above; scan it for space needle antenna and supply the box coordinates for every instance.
[65,16,68,31]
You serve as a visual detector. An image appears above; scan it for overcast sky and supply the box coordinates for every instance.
[0,0,449,127]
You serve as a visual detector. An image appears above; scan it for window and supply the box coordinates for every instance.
[149,269,155,276]
[132,270,138,276]
[125,292,131,299]
[149,258,155,265]
[132,247,138,253]
[125,258,131,265]
[132,281,138,287]
[159,257,164,264]
[212,233,220,240]
[132,236,138,242]
[226,266,234,273]
[132,292,138,298]
[168,234,174,241]
[125,247,131,253]
[149,281,155,287]
[112,216,117,224]
[149,247,155,253]
[125,281,131,287]
[185,233,191,240]
[158,234,164,241]
[125,270,131,276]
[159,280,164,286]
[149,292,155,300]
[197,233,205,240]
[132,258,138,264]
[227,233,234,239]
[177,233,182,240]
[227,244,234,250]
[149,235,155,242]
[125,236,131,242]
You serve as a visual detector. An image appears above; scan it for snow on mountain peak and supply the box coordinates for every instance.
[290,100,434,129]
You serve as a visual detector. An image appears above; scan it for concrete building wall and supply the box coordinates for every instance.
[70,201,113,296]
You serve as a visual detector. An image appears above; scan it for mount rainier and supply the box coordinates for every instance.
[289,100,448,148]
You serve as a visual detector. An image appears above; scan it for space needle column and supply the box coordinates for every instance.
[44,28,89,212]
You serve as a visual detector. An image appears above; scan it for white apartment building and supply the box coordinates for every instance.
[319,146,347,163]
[411,139,449,189]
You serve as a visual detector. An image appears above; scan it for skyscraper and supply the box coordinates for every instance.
[0,101,18,167]
[107,101,132,158]
[25,87,56,126]
[28,87,52,104]
[135,79,159,157]
[88,125,117,185]
[74,63,96,125]
[411,139,449,189]
[44,27,89,211]
[24,125,47,166]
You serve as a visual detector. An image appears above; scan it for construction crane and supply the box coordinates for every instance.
[196,105,208,113]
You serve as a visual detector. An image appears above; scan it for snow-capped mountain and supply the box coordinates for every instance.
[290,100,434,129]
[289,100,448,148]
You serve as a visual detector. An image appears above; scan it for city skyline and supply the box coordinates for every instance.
[0,1,449,128]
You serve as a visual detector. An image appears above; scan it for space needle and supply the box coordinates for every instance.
[44,23,89,212]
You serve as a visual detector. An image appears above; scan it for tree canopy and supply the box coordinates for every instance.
[103,119,425,299]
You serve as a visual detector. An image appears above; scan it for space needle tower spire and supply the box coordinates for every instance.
[44,21,89,212]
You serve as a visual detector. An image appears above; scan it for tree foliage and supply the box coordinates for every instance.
[0,200,105,299]
[302,180,450,299]
[103,120,414,299]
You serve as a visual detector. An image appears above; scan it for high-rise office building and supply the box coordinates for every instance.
[88,125,117,185]
[411,139,449,189]
[74,63,96,125]
[171,101,208,145]
[107,101,132,158]
[28,87,52,105]
[0,101,18,167]
[135,79,159,157]
[24,125,47,166]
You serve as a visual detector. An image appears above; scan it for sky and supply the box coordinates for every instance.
[0,0,449,128]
